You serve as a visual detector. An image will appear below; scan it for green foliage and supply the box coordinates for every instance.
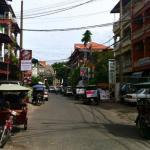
[52,62,71,85]
[47,76,53,85]
[81,30,92,46]
[92,51,114,83]
[32,58,39,64]
[31,76,41,86]
[68,67,80,87]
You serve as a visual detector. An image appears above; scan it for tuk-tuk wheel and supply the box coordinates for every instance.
[24,123,27,130]
[137,118,149,138]
[24,119,28,130]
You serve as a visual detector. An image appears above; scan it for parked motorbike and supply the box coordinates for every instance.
[84,85,100,105]
[135,97,150,138]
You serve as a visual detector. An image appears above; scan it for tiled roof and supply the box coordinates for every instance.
[74,42,110,52]
[39,61,47,67]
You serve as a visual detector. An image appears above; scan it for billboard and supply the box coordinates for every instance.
[108,59,116,84]
[20,50,32,71]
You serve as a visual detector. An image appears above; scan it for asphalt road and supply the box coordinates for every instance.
[5,94,150,150]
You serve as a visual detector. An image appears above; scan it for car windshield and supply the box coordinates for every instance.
[136,89,145,94]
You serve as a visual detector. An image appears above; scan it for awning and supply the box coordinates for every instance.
[111,0,130,13]
[131,72,143,78]
[0,33,13,44]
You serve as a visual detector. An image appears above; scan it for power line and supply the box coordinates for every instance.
[21,10,110,25]
[16,0,97,19]
[23,22,113,32]
[22,15,150,32]
[15,0,89,16]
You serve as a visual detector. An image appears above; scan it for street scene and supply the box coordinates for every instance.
[0,0,150,149]
[4,94,150,150]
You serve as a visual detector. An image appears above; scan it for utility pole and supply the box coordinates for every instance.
[20,0,23,49]
[20,0,23,82]
[119,0,123,83]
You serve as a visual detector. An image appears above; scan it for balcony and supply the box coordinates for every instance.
[122,36,131,48]
[144,24,150,33]
[133,1,144,15]
[113,41,120,52]
[122,11,131,26]
[132,28,144,40]
[123,63,132,73]
[113,21,120,33]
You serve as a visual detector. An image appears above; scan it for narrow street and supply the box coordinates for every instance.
[5,94,150,150]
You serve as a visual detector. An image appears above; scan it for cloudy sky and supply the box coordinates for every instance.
[10,0,119,63]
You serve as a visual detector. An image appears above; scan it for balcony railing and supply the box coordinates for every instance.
[114,41,120,52]
[113,21,120,33]
[133,1,144,15]
[132,27,144,40]
[122,36,131,48]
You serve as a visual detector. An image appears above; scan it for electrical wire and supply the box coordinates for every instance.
[21,10,110,25]
[16,0,97,19]
[15,0,91,16]
[22,15,150,32]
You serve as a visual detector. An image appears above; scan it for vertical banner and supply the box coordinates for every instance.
[108,59,116,84]
[20,50,32,84]
[20,50,32,71]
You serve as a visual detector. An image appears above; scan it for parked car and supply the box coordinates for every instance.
[120,83,136,101]
[124,88,150,103]
[49,86,55,93]
[64,86,73,96]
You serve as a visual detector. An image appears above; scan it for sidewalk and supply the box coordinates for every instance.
[99,101,137,124]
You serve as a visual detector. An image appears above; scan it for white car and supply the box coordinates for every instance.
[124,88,150,103]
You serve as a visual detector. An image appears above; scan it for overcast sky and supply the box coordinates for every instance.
[10,0,119,63]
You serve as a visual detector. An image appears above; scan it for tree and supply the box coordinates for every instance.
[52,62,71,85]
[68,67,81,88]
[81,30,92,46]
[92,51,114,83]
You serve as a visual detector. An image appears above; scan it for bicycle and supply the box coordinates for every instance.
[0,110,17,148]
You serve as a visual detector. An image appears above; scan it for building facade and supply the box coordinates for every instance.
[69,42,112,68]
[111,0,150,83]
[0,0,20,80]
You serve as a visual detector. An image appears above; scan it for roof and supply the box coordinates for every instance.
[0,84,30,91]
[39,61,47,67]
[111,0,130,13]
[74,42,110,52]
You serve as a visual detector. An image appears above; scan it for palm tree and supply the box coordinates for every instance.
[81,30,92,46]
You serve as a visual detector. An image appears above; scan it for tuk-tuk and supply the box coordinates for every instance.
[0,84,29,147]
[32,84,45,104]
[135,89,150,138]
[84,85,100,105]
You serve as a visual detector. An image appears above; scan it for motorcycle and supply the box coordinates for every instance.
[84,85,100,105]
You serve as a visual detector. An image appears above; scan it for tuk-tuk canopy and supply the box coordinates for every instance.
[32,84,45,91]
[0,84,30,91]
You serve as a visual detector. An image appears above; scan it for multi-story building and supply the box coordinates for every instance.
[131,0,150,74]
[0,0,20,80]
[69,42,111,68]
[111,0,150,83]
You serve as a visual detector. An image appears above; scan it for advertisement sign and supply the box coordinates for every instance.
[20,50,32,71]
[108,59,116,84]
[80,67,88,77]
